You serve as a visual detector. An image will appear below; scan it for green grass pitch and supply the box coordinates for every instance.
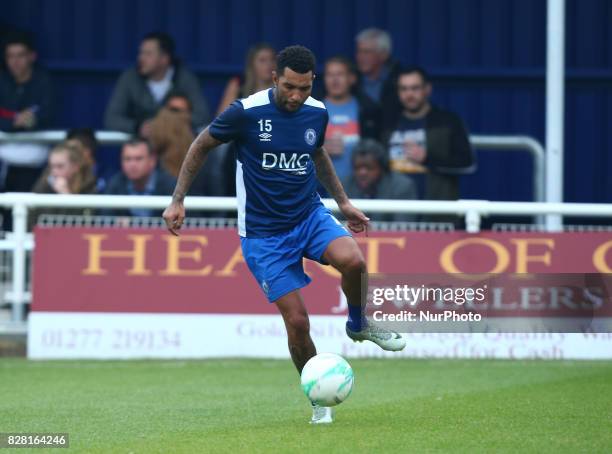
[1,358,611,453]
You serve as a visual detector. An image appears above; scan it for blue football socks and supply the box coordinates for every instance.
[347,304,364,332]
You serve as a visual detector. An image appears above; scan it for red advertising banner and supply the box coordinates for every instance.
[32,228,612,315]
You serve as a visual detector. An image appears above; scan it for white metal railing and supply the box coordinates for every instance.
[469,135,544,203]
[0,130,132,145]
[0,131,546,203]
[0,192,611,327]
[0,131,548,224]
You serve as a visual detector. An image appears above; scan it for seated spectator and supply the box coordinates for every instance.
[216,43,276,115]
[32,141,96,195]
[383,67,476,202]
[66,128,96,168]
[149,90,225,216]
[149,90,194,177]
[0,23,22,72]
[29,141,96,227]
[322,56,382,182]
[194,44,276,208]
[0,30,55,193]
[104,139,176,217]
[354,28,402,124]
[66,127,107,192]
[342,139,417,222]
[104,32,209,136]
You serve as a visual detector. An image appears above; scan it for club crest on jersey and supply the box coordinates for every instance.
[304,128,317,146]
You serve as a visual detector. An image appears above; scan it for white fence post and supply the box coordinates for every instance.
[465,210,482,233]
[546,0,566,230]
[10,202,28,322]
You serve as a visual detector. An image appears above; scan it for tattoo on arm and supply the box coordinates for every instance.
[313,146,349,206]
[172,127,222,203]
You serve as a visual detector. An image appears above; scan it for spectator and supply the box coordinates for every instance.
[30,141,96,227]
[322,56,382,182]
[104,32,209,136]
[354,28,402,123]
[0,23,22,73]
[200,44,276,204]
[150,90,225,214]
[32,141,95,195]
[66,128,96,168]
[104,139,176,217]
[342,139,417,222]
[149,90,194,177]
[66,128,107,192]
[0,30,55,193]
[216,43,276,115]
[383,67,475,202]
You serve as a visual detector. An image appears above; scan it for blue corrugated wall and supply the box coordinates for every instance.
[3,0,612,203]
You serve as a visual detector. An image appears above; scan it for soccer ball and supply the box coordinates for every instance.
[300,353,354,406]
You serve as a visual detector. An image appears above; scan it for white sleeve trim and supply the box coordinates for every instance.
[304,96,326,109]
[241,89,271,110]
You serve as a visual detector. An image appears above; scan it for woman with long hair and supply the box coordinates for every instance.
[149,91,195,177]
[32,141,96,195]
[216,43,276,115]
[29,141,96,227]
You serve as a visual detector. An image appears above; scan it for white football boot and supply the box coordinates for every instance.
[310,403,334,424]
[346,322,406,351]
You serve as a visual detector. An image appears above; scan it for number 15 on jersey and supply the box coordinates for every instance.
[258,119,272,132]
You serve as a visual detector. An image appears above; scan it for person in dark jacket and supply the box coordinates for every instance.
[342,139,418,222]
[0,31,56,192]
[104,139,176,217]
[383,66,476,203]
[354,28,403,126]
[104,32,209,136]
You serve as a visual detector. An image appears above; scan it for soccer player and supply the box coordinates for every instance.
[162,45,405,424]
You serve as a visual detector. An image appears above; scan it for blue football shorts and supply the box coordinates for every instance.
[240,205,351,303]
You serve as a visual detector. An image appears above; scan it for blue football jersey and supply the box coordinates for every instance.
[208,88,329,238]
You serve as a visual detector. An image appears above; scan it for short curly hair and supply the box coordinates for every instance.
[276,45,316,75]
